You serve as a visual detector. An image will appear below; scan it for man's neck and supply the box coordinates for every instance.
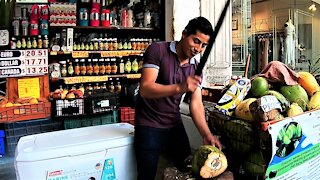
[175,41,189,66]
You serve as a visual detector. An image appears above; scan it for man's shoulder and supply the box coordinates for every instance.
[148,41,171,53]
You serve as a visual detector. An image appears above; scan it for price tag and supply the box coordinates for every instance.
[26,66,49,75]
[126,74,141,79]
[0,30,9,46]
[18,78,40,98]
[260,95,282,112]
[72,51,89,58]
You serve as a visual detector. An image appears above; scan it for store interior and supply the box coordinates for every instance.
[0,0,319,179]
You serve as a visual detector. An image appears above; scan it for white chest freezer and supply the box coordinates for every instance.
[14,123,137,180]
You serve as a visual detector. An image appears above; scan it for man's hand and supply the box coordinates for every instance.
[203,133,222,150]
[180,75,202,93]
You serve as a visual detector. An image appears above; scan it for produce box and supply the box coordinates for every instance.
[0,102,51,123]
[63,110,118,129]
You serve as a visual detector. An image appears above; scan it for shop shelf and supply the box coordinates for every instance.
[52,98,85,117]
[4,118,63,156]
[61,74,141,84]
[63,110,118,129]
[119,107,135,125]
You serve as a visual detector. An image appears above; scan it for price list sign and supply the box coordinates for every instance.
[24,49,48,75]
[0,49,48,78]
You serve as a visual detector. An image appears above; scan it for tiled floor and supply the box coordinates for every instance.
[0,156,16,179]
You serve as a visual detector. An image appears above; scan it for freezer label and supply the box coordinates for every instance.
[101,158,116,180]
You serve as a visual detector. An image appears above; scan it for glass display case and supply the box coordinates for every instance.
[232,0,320,76]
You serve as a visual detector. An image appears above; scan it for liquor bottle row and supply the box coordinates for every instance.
[73,37,156,51]
[10,35,49,50]
[50,56,143,78]
[60,78,122,95]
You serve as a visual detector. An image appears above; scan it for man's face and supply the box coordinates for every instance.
[181,30,210,58]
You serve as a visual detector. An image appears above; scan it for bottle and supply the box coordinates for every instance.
[80,59,87,76]
[99,58,106,75]
[32,37,37,49]
[105,58,111,74]
[67,59,74,76]
[119,57,125,74]
[87,83,93,95]
[74,59,80,76]
[86,59,93,76]
[43,35,49,48]
[115,78,121,92]
[73,42,77,51]
[80,42,85,50]
[125,58,132,73]
[108,80,115,92]
[26,37,32,49]
[144,9,151,27]
[16,38,21,49]
[10,37,16,49]
[37,35,42,48]
[94,82,100,90]
[60,61,67,77]
[131,58,139,73]
[102,82,107,91]
[85,42,90,50]
[21,38,26,49]
[111,58,118,74]
[93,58,100,76]
[89,42,94,50]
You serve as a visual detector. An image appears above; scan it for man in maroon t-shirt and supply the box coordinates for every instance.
[134,16,222,180]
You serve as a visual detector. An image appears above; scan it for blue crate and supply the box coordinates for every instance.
[4,118,63,156]
[0,130,5,157]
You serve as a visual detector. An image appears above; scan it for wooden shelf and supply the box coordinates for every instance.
[50,26,158,31]
[61,74,141,84]
[50,50,144,58]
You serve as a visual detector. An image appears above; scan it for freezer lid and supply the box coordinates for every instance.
[15,123,135,162]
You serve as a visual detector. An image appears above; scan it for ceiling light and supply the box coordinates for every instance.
[309,3,317,11]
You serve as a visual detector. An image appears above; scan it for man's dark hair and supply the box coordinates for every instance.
[184,16,214,36]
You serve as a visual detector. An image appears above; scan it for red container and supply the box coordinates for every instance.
[90,8,100,27]
[101,9,110,27]
[119,107,135,125]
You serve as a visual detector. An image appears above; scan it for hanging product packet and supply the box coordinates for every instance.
[215,77,251,116]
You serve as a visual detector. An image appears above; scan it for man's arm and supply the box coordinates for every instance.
[139,68,201,99]
[190,87,222,149]
[139,68,183,99]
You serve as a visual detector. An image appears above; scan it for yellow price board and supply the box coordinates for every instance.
[72,51,89,58]
[18,78,40,98]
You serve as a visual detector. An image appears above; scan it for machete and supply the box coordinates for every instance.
[185,0,231,101]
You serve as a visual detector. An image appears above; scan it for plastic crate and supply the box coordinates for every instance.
[4,118,63,156]
[53,99,85,117]
[0,130,4,157]
[119,107,135,125]
[86,92,120,114]
[64,110,118,129]
[0,102,51,123]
